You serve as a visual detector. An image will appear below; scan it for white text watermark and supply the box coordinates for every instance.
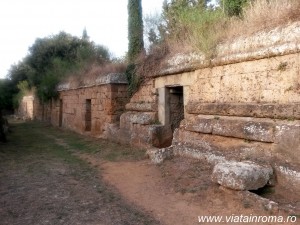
[198,214,297,223]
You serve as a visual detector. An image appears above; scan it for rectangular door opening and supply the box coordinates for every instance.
[85,99,92,131]
[168,86,184,132]
[59,99,63,127]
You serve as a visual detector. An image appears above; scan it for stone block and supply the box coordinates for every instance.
[184,115,215,134]
[211,161,273,190]
[213,117,275,142]
[273,104,294,119]
[148,124,173,148]
[293,104,300,119]
[186,102,300,120]
[131,124,152,148]
[147,147,174,164]
[172,128,274,162]
[258,104,275,118]
[125,102,157,112]
[105,123,130,145]
[120,112,133,130]
[130,112,156,125]
[274,121,300,163]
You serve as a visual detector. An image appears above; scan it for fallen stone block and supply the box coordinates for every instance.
[211,161,273,191]
[147,147,174,164]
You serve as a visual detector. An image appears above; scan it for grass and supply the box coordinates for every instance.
[226,0,300,39]
[139,0,300,78]
[0,119,145,200]
[1,119,146,164]
[0,119,159,225]
[1,121,83,166]
[34,120,147,162]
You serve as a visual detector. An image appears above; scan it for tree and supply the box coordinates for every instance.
[128,0,144,62]
[8,31,110,104]
[126,0,145,96]
[82,27,89,41]
[161,0,209,40]
[221,0,248,17]
[0,79,15,111]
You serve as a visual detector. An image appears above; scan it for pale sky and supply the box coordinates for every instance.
[0,0,164,79]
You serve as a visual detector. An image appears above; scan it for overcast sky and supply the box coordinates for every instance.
[0,0,164,79]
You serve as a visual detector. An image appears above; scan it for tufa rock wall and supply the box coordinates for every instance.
[123,22,300,188]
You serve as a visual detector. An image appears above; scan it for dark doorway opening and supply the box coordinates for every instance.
[168,86,184,132]
[85,99,92,131]
[59,99,63,127]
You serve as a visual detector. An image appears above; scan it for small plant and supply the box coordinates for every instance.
[285,86,293,92]
[287,117,295,121]
[244,139,251,143]
[277,62,288,71]
[151,119,161,125]
[214,116,220,120]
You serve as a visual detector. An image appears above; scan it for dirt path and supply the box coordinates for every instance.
[100,160,202,225]
[0,121,158,225]
[82,155,297,225]
[1,120,298,225]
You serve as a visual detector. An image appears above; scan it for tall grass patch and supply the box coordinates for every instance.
[178,7,226,57]
[223,0,300,39]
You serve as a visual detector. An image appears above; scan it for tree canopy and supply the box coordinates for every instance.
[4,31,110,108]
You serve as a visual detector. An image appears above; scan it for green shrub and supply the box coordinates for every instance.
[221,0,249,17]
[178,6,226,57]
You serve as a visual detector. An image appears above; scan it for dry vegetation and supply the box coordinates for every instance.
[225,0,300,39]
[138,0,300,78]
[63,62,127,88]
[56,0,300,90]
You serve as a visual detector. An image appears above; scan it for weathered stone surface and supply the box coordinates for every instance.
[148,125,173,148]
[51,84,129,137]
[186,102,244,116]
[184,116,275,142]
[106,124,131,145]
[120,111,156,128]
[57,73,127,91]
[125,102,157,112]
[16,95,35,120]
[129,80,156,106]
[214,22,300,66]
[213,116,275,143]
[172,128,275,162]
[147,147,174,164]
[156,22,300,77]
[186,102,300,120]
[172,145,227,165]
[130,124,156,148]
[96,73,127,85]
[183,115,215,134]
[274,164,300,192]
[211,161,273,191]
[274,121,300,162]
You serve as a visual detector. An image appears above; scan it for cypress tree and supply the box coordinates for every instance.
[128,0,144,63]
